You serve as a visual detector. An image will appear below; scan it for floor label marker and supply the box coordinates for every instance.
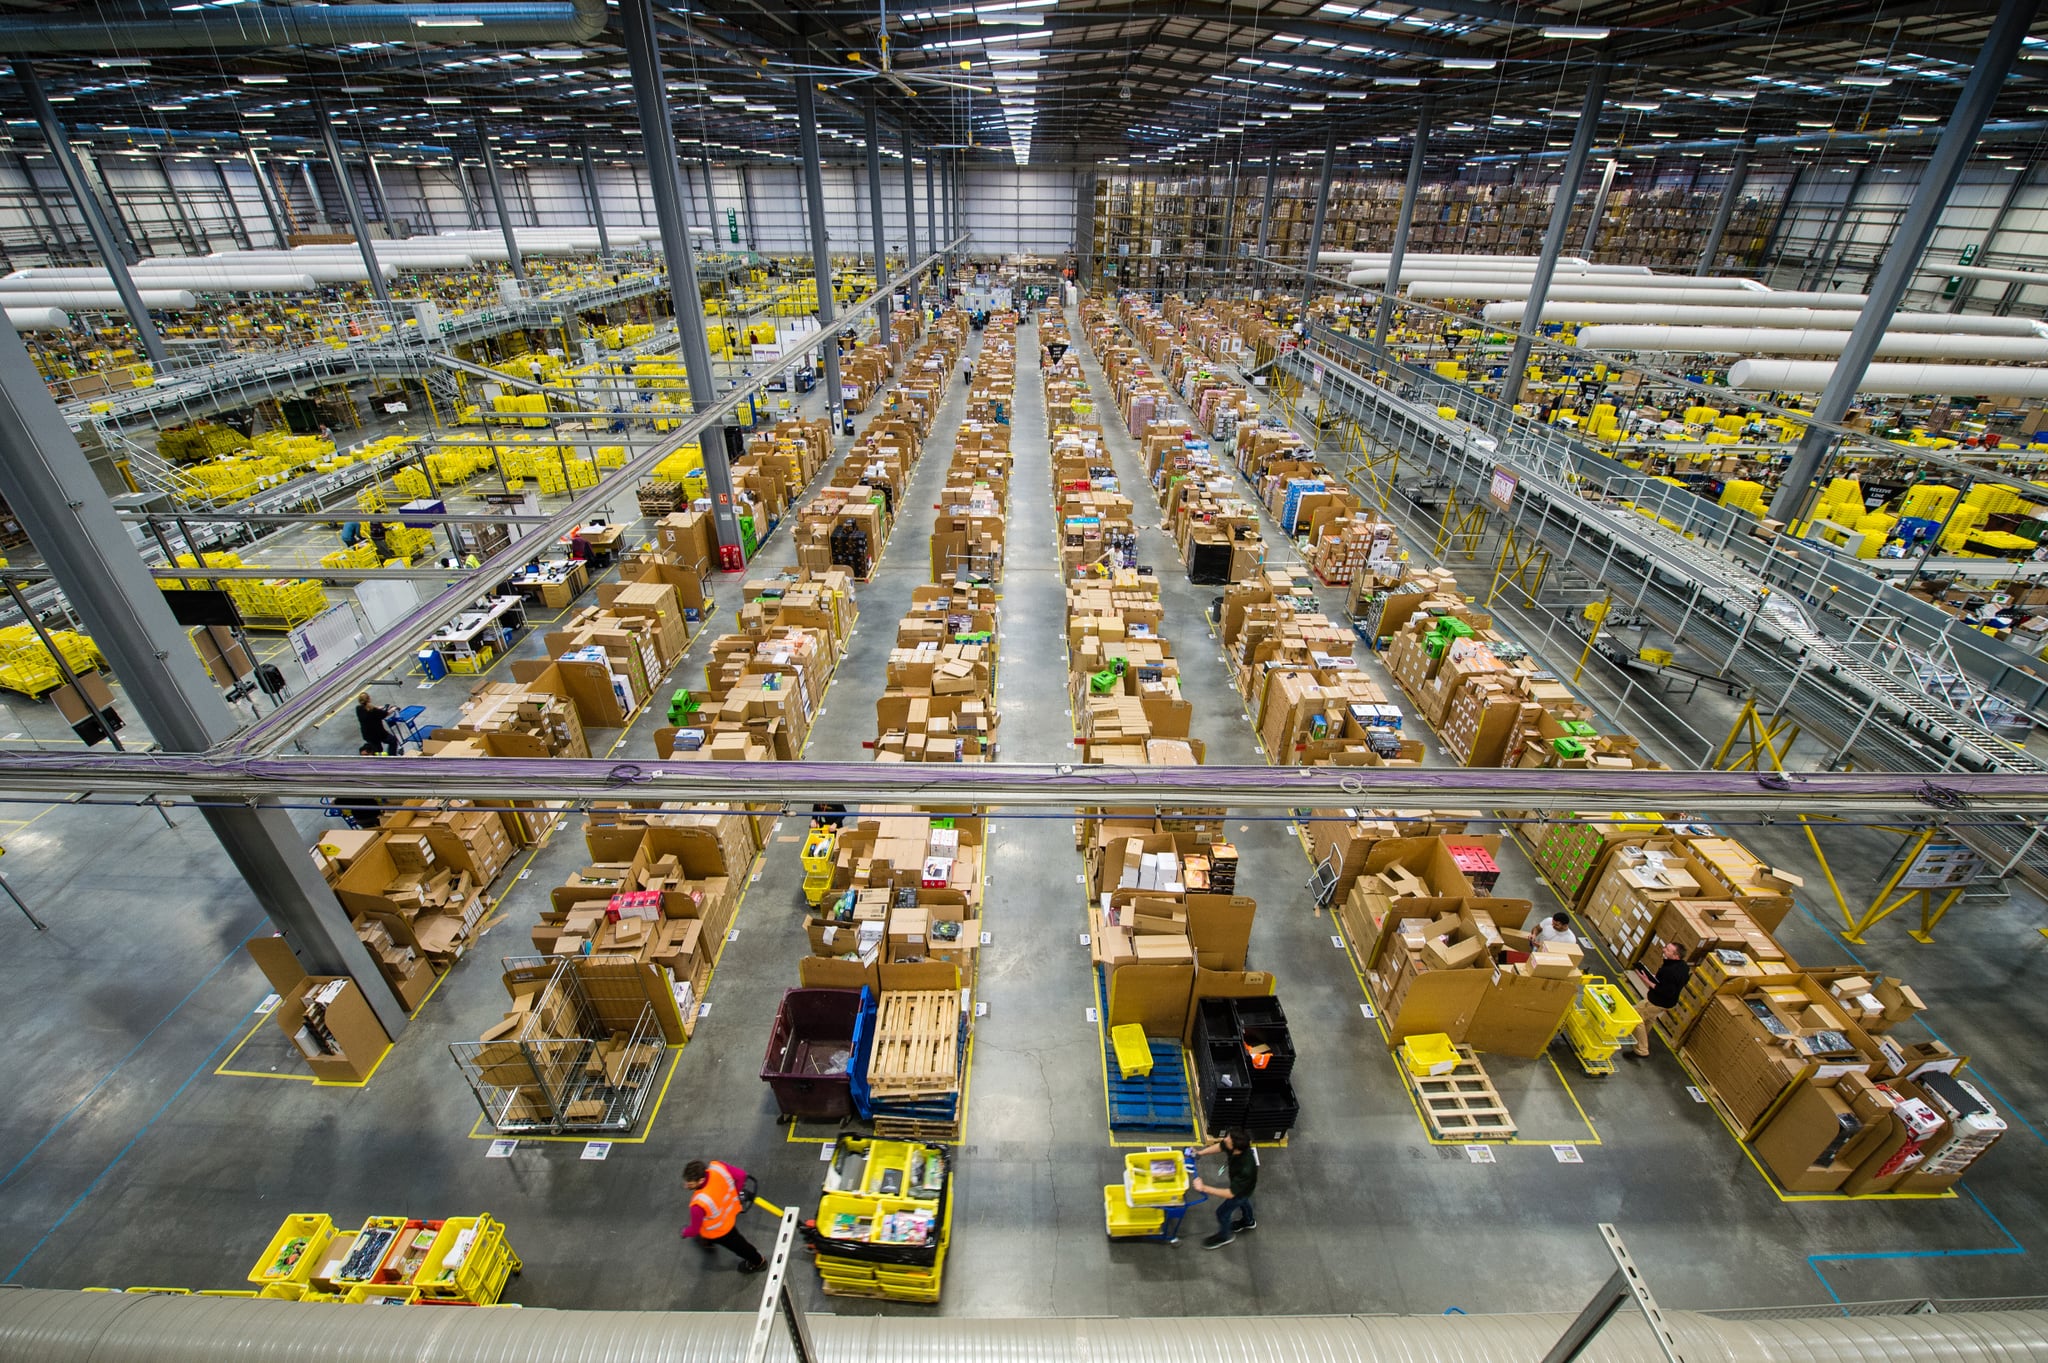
[255,993,280,1016]
[582,1141,612,1161]
[1078,933,1091,946]
[1359,1003,1376,1020]
[487,1139,517,1159]
[1687,1086,1707,1103]
[1552,1145,1583,1164]
[1085,1006,1099,1023]
[1331,935,1345,949]
[1464,1145,1495,1164]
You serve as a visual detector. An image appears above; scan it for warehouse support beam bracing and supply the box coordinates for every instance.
[1696,147,1749,277]
[925,157,938,288]
[13,61,169,365]
[1541,1225,1688,1363]
[1844,826,1970,945]
[1766,0,2034,524]
[698,149,721,246]
[577,139,611,261]
[1376,101,1431,352]
[0,316,407,1038]
[793,68,845,433]
[739,165,760,252]
[1302,128,1338,303]
[475,117,527,286]
[1950,161,2034,314]
[312,93,394,315]
[864,99,891,342]
[453,159,482,231]
[1505,63,1608,408]
[1254,164,1278,291]
[1581,158,1618,259]
[901,129,920,315]
[619,0,741,557]
[1709,699,1860,937]
[1799,161,1868,293]
[245,147,290,249]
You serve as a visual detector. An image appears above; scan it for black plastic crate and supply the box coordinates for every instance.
[1240,1024,1295,1086]
[1193,998,1238,1049]
[1232,997,1288,1032]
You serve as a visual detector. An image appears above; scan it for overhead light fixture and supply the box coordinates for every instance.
[1838,74,1891,86]
[709,93,745,103]
[342,85,383,93]
[1441,58,1495,69]
[92,58,150,68]
[1290,102,1326,111]
[1715,126,1746,133]
[237,75,288,84]
[1618,101,1659,111]
[426,96,462,105]
[489,105,522,114]
[528,48,584,60]
[147,103,186,111]
[413,15,484,27]
[1374,76,1421,85]
[1899,113,1939,122]
[1796,120,1832,128]
[1541,25,1610,39]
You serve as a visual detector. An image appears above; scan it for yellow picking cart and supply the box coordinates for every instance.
[801,828,836,907]
[805,1135,951,1303]
[1560,976,1642,1076]
[1103,1148,1205,1243]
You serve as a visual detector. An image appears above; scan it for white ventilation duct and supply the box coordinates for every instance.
[1481,300,2048,336]
[1729,358,2048,397]
[13,266,342,290]
[1577,324,2048,362]
[1413,281,1852,305]
[0,289,197,310]
[4,306,68,331]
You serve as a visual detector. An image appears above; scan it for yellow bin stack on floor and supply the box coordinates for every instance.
[812,1137,952,1303]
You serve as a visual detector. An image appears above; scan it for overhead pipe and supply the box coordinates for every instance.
[0,288,197,310]
[1412,280,1847,305]
[7,1288,2048,1361]
[1481,299,2048,336]
[0,0,606,54]
[1577,323,2048,362]
[1729,358,2048,398]
[1921,261,2048,289]
[4,306,68,330]
[4,270,318,293]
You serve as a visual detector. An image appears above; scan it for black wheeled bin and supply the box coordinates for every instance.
[760,987,863,1120]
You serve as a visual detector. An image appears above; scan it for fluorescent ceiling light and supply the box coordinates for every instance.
[238,75,288,84]
[489,105,522,113]
[1899,113,1938,122]
[1541,26,1609,39]
[1838,75,1891,86]
[1796,120,1832,128]
[1290,102,1326,111]
[1618,101,1659,111]
[1441,57,1495,69]
[148,103,186,111]
[93,58,150,68]
[528,48,584,60]
[743,103,776,112]
[342,85,383,93]
[708,93,745,103]
[1374,76,1421,85]
[413,15,484,27]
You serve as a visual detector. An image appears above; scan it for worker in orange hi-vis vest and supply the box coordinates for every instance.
[681,1158,767,1274]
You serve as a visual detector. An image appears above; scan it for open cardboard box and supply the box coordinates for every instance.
[247,936,392,1083]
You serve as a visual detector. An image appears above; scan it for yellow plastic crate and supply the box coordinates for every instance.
[415,1214,521,1305]
[343,1285,419,1305]
[258,1282,308,1301]
[1122,1150,1187,1207]
[1103,1185,1165,1237]
[1573,977,1641,1044]
[1399,1032,1460,1077]
[248,1214,335,1286]
[1110,1023,1153,1079]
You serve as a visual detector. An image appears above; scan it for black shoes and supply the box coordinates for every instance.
[1204,1233,1234,1250]
[740,1259,769,1275]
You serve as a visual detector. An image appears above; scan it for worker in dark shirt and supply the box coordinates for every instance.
[1192,1128,1258,1249]
[355,691,400,757]
[1633,941,1693,1057]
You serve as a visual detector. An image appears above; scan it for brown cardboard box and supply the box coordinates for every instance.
[1749,1078,1864,1192]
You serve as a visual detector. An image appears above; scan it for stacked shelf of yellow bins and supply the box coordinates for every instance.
[246,1212,521,1305]
[806,1136,952,1303]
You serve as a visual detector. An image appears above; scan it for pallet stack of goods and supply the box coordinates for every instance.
[658,568,855,762]
[1537,816,1998,1195]
[1144,424,1266,586]
[875,578,1001,763]
[1190,994,1299,1142]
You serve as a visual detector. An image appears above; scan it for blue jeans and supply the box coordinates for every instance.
[1214,1195,1254,1237]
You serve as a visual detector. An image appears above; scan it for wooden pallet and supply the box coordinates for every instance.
[1412,1046,1517,1141]
[872,1116,961,1142]
[867,991,960,1098]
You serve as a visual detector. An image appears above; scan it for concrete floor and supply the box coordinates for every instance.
[0,303,2040,1320]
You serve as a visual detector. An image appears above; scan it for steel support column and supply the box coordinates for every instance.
[901,131,920,315]
[453,158,483,230]
[0,316,407,1036]
[794,68,845,433]
[312,96,394,313]
[1253,162,1278,291]
[698,150,721,243]
[578,139,612,259]
[864,99,891,343]
[1696,147,1749,276]
[1755,162,1804,277]
[245,147,291,247]
[475,117,526,285]
[1302,128,1338,302]
[925,155,938,288]
[14,61,168,365]
[1376,100,1431,351]
[1504,63,1608,409]
[1581,157,1618,258]
[620,0,741,559]
[740,163,761,251]
[1767,0,2033,525]
[1800,160,1868,292]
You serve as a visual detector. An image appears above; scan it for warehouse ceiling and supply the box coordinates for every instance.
[0,0,2043,180]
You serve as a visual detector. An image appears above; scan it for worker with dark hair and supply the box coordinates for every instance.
[1632,941,1693,1058]
[1192,1129,1258,1249]
[355,691,400,757]
[681,1158,767,1274]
